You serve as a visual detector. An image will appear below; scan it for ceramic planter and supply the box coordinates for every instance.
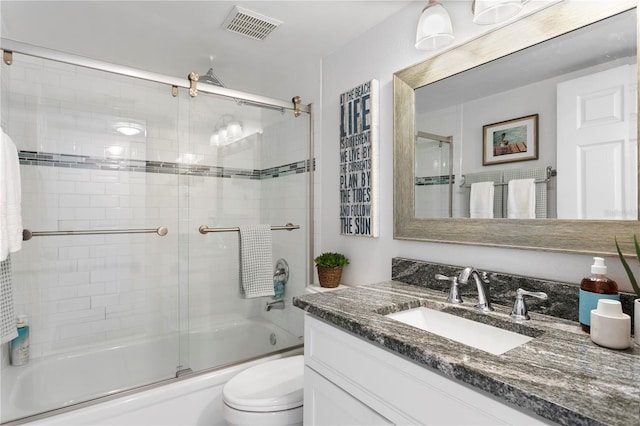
[317,266,343,288]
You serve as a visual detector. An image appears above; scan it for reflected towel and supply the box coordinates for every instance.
[507,178,536,219]
[239,225,275,298]
[1,129,22,261]
[0,255,17,345]
[470,182,495,218]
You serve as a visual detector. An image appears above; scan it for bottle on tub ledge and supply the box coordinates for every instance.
[579,257,619,333]
[10,315,29,366]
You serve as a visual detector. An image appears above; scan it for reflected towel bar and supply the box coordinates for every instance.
[460,167,557,188]
[22,226,168,241]
[199,223,300,234]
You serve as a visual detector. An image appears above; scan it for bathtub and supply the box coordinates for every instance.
[1,319,303,425]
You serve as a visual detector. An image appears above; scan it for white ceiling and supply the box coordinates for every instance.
[0,1,414,95]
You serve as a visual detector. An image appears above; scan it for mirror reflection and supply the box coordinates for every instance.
[414,9,638,220]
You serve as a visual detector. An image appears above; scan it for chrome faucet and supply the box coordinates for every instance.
[457,267,494,312]
[265,300,285,311]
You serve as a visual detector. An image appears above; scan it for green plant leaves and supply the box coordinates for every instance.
[615,235,640,298]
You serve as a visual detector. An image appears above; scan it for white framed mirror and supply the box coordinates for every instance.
[394,0,639,255]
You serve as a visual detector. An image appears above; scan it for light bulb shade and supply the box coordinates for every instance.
[226,121,243,139]
[472,0,523,25]
[219,127,228,142]
[415,1,454,51]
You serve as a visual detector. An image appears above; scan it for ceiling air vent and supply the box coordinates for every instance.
[223,6,282,41]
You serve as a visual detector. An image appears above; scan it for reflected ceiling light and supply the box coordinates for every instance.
[472,0,524,25]
[226,121,243,139]
[114,122,145,136]
[209,115,244,147]
[415,0,454,51]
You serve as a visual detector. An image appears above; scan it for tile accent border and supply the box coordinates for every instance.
[392,257,637,324]
[19,151,314,180]
[415,175,454,186]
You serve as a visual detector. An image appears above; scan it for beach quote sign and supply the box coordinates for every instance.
[339,79,379,237]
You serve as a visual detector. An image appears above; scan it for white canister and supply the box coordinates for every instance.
[590,299,631,350]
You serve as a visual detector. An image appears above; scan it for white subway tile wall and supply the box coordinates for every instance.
[2,55,309,361]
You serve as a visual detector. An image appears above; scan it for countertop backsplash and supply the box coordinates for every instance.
[391,257,637,327]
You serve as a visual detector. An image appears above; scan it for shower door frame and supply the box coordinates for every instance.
[1,37,315,421]
[1,37,315,283]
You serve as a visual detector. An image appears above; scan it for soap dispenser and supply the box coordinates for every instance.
[10,315,29,366]
[579,257,619,333]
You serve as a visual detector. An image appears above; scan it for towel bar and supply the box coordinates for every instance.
[22,226,168,241]
[460,166,556,188]
[199,223,299,234]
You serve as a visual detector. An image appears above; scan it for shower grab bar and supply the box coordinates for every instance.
[22,226,168,241]
[199,223,300,234]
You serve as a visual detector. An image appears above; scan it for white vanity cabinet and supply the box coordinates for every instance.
[303,315,551,425]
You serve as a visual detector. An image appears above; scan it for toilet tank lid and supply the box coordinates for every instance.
[223,355,304,412]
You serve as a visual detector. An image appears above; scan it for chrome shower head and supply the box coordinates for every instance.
[200,68,225,87]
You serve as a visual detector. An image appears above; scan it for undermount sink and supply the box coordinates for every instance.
[385,307,533,355]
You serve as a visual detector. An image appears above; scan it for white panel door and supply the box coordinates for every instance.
[557,64,638,219]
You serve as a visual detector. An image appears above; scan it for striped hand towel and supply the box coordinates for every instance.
[239,225,275,298]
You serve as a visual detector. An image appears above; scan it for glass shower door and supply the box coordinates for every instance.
[1,54,182,422]
[183,91,308,373]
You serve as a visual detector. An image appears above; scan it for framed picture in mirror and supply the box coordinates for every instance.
[482,114,538,165]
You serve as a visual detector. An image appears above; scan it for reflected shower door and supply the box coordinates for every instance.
[415,132,453,218]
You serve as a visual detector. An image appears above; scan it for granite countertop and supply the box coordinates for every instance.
[293,281,640,426]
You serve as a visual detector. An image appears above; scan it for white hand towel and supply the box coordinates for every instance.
[507,178,536,219]
[239,225,275,298]
[1,129,23,261]
[470,181,495,218]
[0,255,17,345]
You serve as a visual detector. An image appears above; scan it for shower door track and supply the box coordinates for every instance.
[4,344,303,426]
[0,39,310,114]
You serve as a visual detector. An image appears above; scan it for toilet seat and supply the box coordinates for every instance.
[223,355,304,412]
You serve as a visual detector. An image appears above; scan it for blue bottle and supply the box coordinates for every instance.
[10,315,29,366]
[579,257,619,333]
[273,279,285,300]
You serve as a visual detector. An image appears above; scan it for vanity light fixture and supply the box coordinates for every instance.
[472,0,524,25]
[210,115,244,146]
[415,0,454,51]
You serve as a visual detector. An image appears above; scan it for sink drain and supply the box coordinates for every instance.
[269,332,277,345]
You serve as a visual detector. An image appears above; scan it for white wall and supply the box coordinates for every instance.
[318,0,639,292]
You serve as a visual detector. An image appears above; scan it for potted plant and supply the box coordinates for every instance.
[615,234,640,345]
[314,252,349,288]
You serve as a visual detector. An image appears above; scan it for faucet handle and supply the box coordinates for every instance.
[435,273,455,282]
[510,288,548,320]
[435,274,464,304]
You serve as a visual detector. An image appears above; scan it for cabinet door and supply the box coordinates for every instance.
[305,315,550,425]
[304,366,392,426]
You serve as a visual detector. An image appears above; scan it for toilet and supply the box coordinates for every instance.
[222,355,304,426]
